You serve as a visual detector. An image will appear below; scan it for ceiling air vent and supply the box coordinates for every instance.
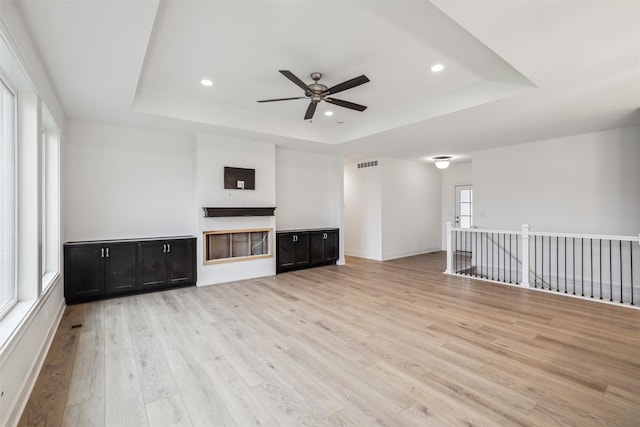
[357,160,378,169]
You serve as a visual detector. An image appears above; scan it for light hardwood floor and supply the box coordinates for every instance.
[19,252,640,426]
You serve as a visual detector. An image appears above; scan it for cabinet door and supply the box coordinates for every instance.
[324,230,339,262]
[166,239,195,285]
[310,232,325,264]
[293,233,310,266]
[139,241,167,288]
[65,245,104,300]
[104,243,138,293]
[277,233,296,268]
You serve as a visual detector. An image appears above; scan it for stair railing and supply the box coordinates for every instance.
[445,222,639,308]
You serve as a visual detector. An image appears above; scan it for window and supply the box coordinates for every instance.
[456,185,473,229]
[0,77,16,318]
[41,106,60,291]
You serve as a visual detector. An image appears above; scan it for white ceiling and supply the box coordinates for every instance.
[15,0,640,163]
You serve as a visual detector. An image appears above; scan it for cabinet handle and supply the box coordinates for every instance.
[106,248,109,257]
[163,244,166,253]
[293,235,298,242]
[323,233,327,240]
[101,248,104,258]
[167,243,171,253]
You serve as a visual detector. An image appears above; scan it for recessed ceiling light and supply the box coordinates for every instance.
[324,111,334,116]
[430,64,445,72]
[201,79,213,87]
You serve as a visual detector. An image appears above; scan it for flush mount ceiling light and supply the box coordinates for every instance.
[430,64,445,72]
[324,111,334,116]
[200,79,213,87]
[433,155,452,169]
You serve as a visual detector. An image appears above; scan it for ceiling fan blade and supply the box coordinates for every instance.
[257,96,307,103]
[323,75,369,96]
[326,97,367,112]
[304,101,317,120]
[279,70,310,93]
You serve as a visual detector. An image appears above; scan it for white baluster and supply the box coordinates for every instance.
[445,221,453,274]
[521,224,530,287]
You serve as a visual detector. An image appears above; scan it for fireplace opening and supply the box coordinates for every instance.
[203,228,272,264]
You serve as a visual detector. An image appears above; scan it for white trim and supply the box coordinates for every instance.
[530,231,639,242]
[451,226,520,235]
[0,71,18,320]
[0,273,60,363]
[382,247,441,261]
[451,226,640,243]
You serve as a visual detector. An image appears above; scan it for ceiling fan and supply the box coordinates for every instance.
[257,70,370,120]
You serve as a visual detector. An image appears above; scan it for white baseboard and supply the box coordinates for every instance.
[382,247,441,261]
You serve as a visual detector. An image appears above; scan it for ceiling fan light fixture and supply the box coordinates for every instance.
[430,64,445,72]
[433,155,452,169]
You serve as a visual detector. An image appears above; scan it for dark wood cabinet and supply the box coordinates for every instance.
[276,231,310,270]
[64,242,138,302]
[277,228,339,273]
[64,236,196,304]
[64,244,108,300]
[310,230,338,264]
[104,243,138,293]
[139,238,195,289]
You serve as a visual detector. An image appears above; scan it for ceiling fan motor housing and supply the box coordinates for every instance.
[309,73,328,99]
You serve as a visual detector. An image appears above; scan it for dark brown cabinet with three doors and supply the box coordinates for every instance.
[64,236,196,304]
[276,228,339,273]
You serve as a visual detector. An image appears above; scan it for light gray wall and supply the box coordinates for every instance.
[344,158,442,261]
[276,148,345,264]
[344,160,383,259]
[473,125,640,235]
[275,148,343,230]
[64,120,196,241]
[381,158,442,259]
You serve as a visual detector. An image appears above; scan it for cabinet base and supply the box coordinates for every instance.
[65,282,195,305]
[276,260,337,274]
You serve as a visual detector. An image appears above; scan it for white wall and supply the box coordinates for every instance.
[64,120,196,241]
[441,161,472,249]
[344,158,442,261]
[381,158,442,259]
[473,126,640,235]
[196,134,277,285]
[275,148,345,264]
[344,160,383,260]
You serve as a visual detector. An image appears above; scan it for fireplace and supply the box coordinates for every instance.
[203,228,272,264]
